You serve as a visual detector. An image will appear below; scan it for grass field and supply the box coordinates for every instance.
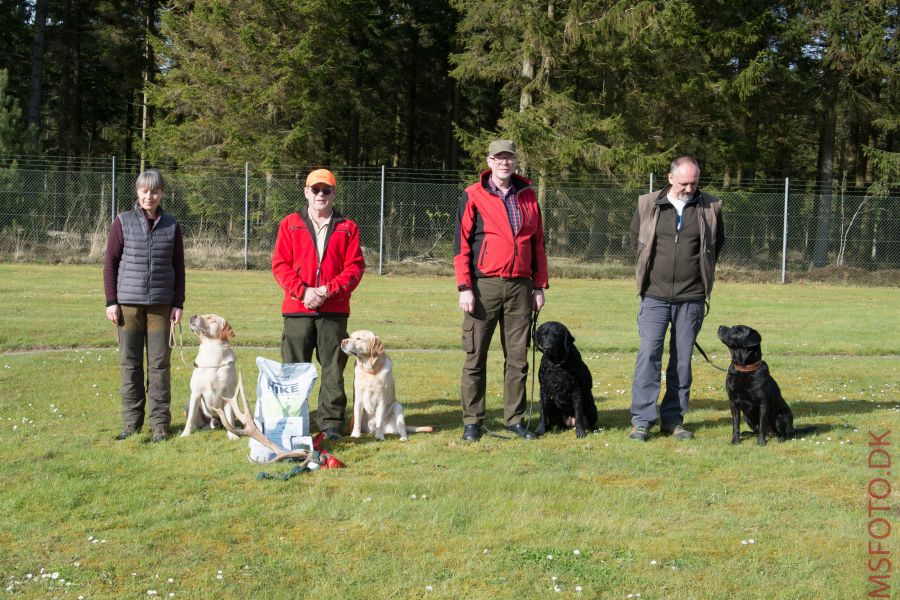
[0,264,897,599]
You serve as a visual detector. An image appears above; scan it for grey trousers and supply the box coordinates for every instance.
[630,297,705,428]
[118,304,173,430]
[281,315,349,432]
[460,277,533,426]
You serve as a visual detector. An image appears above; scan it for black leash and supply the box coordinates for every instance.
[695,299,728,372]
[694,340,729,372]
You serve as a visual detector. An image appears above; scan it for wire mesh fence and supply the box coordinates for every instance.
[0,156,897,286]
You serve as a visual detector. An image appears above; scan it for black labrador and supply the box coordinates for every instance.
[533,321,598,438]
[717,325,815,445]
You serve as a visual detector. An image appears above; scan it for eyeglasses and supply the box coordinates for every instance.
[489,156,516,164]
[310,186,334,195]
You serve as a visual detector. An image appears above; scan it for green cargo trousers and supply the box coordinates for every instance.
[118,304,173,430]
[281,315,349,432]
[460,277,533,426]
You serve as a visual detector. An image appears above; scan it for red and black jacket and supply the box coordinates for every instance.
[453,170,549,290]
[272,208,365,316]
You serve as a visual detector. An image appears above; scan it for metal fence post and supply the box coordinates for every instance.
[378,165,385,275]
[244,161,249,270]
[781,177,789,284]
[649,173,654,193]
[111,156,116,222]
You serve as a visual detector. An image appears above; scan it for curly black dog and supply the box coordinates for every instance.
[533,321,598,438]
[717,325,815,445]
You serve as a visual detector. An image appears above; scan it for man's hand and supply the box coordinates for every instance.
[459,289,475,314]
[303,286,329,309]
[533,289,545,312]
[170,307,183,325]
[106,304,120,324]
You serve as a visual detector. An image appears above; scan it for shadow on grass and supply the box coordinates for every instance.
[302,394,888,441]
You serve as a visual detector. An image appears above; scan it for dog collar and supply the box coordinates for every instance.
[731,361,762,373]
[193,360,235,368]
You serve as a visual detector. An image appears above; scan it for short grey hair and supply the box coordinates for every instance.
[135,169,165,191]
[670,156,700,175]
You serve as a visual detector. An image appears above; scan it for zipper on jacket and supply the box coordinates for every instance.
[670,210,679,301]
[477,240,488,269]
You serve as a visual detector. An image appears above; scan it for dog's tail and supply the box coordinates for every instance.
[405,425,436,434]
[790,425,817,437]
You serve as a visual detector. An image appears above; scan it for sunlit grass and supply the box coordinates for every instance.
[0,264,896,598]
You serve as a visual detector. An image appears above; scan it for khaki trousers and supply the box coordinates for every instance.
[281,316,349,432]
[118,304,172,429]
[460,277,533,426]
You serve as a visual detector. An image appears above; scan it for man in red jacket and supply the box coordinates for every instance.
[454,140,549,442]
[272,169,365,440]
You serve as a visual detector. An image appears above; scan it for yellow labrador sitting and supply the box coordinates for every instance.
[341,330,433,441]
[181,314,241,439]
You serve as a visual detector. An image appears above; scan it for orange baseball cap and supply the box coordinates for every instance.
[306,169,336,187]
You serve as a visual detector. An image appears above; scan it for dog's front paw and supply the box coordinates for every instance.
[399,436,408,442]
[534,423,547,437]
[731,434,741,445]
[179,430,191,438]
[757,437,768,446]
[575,426,587,438]
[374,433,385,441]
[226,431,239,441]
[350,430,362,438]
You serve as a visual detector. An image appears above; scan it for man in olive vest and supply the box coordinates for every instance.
[629,156,724,442]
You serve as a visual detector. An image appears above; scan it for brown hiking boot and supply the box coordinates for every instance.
[116,424,140,440]
[150,425,169,443]
[660,423,694,440]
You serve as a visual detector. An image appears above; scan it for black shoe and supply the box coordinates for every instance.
[150,425,168,443]
[504,423,536,440]
[461,424,482,442]
[322,427,343,441]
[116,424,140,440]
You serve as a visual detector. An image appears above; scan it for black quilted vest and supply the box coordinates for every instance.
[116,204,177,305]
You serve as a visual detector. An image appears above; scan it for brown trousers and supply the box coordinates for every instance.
[118,304,172,429]
[281,315,349,432]
[460,277,533,426]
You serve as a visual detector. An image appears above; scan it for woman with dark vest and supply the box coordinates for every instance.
[103,169,185,442]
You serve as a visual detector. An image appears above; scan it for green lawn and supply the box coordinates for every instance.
[0,264,897,599]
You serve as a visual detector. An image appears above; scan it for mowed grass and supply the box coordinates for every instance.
[0,264,897,599]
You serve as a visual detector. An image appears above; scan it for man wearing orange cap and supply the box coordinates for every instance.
[272,168,365,440]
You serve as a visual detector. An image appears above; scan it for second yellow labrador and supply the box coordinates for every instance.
[340,330,433,441]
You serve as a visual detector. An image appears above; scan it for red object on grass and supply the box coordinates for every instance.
[324,454,346,469]
[312,431,346,469]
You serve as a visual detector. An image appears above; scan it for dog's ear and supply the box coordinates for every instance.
[744,329,761,347]
[219,320,235,341]
[565,329,576,352]
[369,336,384,357]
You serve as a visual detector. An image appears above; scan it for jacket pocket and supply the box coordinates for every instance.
[477,241,488,269]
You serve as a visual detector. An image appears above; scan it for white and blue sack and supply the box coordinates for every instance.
[248,356,317,464]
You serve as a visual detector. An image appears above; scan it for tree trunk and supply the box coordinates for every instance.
[27,0,48,152]
[403,17,418,168]
[124,91,134,162]
[812,67,839,268]
[349,106,360,166]
[140,0,157,170]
